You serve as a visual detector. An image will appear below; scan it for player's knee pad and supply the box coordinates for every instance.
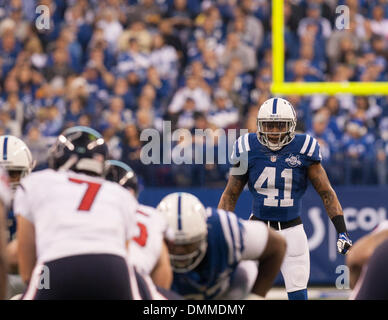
[288,264,309,289]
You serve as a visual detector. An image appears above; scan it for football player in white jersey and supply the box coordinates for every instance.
[13,126,138,299]
[105,160,174,292]
[0,167,12,299]
[157,192,287,300]
[347,221,388,299]
[0,135,35,298]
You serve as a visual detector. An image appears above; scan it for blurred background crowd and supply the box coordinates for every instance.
[1,0,388,187]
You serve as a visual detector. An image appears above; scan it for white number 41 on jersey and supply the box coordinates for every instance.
[254,167,294,207]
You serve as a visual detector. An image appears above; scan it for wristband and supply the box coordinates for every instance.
[331,215,347,234]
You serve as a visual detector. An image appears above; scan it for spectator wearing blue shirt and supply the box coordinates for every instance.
[376,117,388,185]
[38,105,64,137]
[58,27,83,74]
[298,4,331,64]
[308,108,343,184]
[16,65,39,109]
[116,38,151,81]
[324,96,346,141]
[249,67,272,107]
[287,58,324,82]
[64,98,84,128]
[226,57,253,107]
[191,11,224,51]
[101,96,133,132]
[201,48,222,87]
[342,119,376,185]
[111,77,136,111]
[143,66,171,110]
[207,89,239,130]
[150,32,179,88]
[0,31,21,77]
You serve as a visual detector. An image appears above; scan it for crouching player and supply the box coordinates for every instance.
[156,192,287,299]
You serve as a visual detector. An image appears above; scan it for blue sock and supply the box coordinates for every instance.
[287,289,308,300]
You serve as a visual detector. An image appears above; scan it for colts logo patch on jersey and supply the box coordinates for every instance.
[285,154,302,167]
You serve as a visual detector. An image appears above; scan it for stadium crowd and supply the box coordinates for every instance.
[0,0,388,187]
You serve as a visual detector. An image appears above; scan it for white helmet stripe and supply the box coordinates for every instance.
[3,136,8,160]
[272,98,278,114]
[300,135,311,154]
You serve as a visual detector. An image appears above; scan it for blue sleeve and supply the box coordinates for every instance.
[210,208,245,266]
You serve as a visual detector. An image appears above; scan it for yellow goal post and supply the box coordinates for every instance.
[270,0,388,96]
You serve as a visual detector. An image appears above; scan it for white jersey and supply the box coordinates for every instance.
[13,169,137,263]
[373,220,388,233]
[129,204,168,275]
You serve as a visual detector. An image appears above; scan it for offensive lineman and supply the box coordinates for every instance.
[347,220,388,299]
[218,97,352,300]
[157,192,287,300]
[0,167,12,299]
[105,160,173,290]
[13,126,138,299]
[0,135,35,298]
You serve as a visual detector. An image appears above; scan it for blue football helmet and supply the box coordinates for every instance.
[49,126,108,176]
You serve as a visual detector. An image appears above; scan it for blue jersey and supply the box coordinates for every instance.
[232,133,322,222]
[172,208,245,300]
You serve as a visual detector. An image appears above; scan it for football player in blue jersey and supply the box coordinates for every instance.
[0,135,35,298]
[218,97,353,300]
[157,192,287,300]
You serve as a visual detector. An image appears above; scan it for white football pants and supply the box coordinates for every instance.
[276,223,310,293]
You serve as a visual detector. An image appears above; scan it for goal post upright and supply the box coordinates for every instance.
[270,0,388,96]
